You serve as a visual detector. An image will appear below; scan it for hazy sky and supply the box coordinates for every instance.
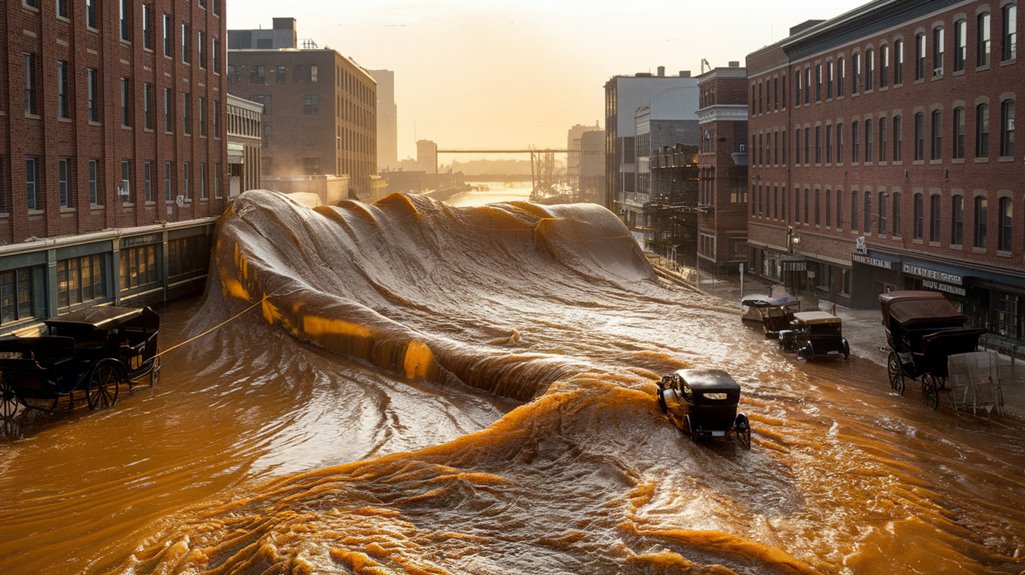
[227,0,868,160]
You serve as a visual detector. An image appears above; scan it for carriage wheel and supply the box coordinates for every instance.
[0,377,19,418]
[886,352,905,395]
[921,374,940,410]
[87,361,121,410]
[735,414,751,450]
[656,388,667,414]
[148,357,160,387]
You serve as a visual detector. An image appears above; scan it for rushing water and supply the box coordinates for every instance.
[1,190,1023,575]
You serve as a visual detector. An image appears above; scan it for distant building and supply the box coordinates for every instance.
[696,63,749,275]
[417,140,438,174]
[578,130,606,204]
[603,67,700,235]
[227,17,297,50]
[369,70,398,171]
[227,27,377,198]
[0,0,227,334]
[746,0,1025,340]
[566,123,601,186]
[227,94,263,197]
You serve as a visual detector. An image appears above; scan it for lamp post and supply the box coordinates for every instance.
[784,226,801,294]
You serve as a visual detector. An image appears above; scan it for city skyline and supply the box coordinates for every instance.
[226,0,866,161]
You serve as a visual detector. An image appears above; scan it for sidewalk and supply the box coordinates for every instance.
[654,260,1025,419]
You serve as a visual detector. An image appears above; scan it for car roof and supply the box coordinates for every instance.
[793,310,841,324]
[45,306,145,329]
[673,368,740,391]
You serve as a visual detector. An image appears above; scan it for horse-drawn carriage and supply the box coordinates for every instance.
[0,306,160,417]
[880,291,987,410]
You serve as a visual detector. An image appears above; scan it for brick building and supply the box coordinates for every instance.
[696,63,750,275]
[227,36,377,198]
[0,0,227,333]
[746,0,1023,340]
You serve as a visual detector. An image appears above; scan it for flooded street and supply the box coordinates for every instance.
[1,191,1023,574]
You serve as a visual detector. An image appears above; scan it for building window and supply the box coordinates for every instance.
[914,112,925,160]
[851,191,859,231]
[804,188,810,224]
[87,68,99,122]
[838,57,846,97]
[213,99,221,138]
[142,4,153,49]
[915,33,926,80]
[878,192,888,234]
[163,14,173,57]
[836,190,844,231]
[181,23,191,63]
[119,0,130,41]
[144,160,153,202]
[23,53,38,116]
[215,162,222,198]
[56,255,106,310]
[276,65,287,83]
[913,192,924,239]
[826,124,833,162]
[933,26,944,76]
[852,52,861,94]
[894,40,904,84]
[212,37,220,74]
[815,126,821,163]
[120,77,131,126]
[865,49,874,90]
[183,162,191,199]
[951,106,965,159]
[976,103,990,157]
[865,119,873,161]
[836,122,844,161]
[795,128,801,164]
[120,245,159,292]
[1000,99,1015,157]
[893,192,902,236]
[931,110,942,160]
[198,96,207,136]
[826,189,832,227]
[879,117,888,161]
[58,157,70,208]
[804,126,810,163]
[974,195,988,248]
[815,189,821,225]
[893,115,902,161]
[25,157,40,210]
[182,93,191,135]
[1003,4,1017,61]
[200,163,208,199]
[852,121,861,162]
[88,159,100,205]
[57,59,69,118]
[979,12,992,67]
[999,196,1013,251]
[198,31,206,69]
[304,94,319,115]
[143,83,154,130]
[951,194,965,245]
[56,0,68,18]
[864,191,872,233]
[954,19,967,72]
[119,160,131,200]
[86,0,97,29]
[250,65,265,84]
[164,161,173,201]
[930,194,942,242]
[880,45,890,88]
[815,64,822,101]
[0,268,39,325]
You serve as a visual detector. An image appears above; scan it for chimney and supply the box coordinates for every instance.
[729,61,740,68]
[657,66,665,77]
[678,70,692,78]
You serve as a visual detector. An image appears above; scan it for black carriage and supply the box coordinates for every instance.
[879,291,986,409]
[655,368,751,448]
[778,311,850,360]
[741,293,800,337]
[0,306,160,417]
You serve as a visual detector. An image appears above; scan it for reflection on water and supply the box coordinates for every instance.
[445,180,532,207]
[1,190,1023,575]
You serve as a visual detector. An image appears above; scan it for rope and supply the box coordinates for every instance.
[152,294,267,360]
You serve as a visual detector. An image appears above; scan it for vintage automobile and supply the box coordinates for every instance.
[0,306,160,416]
[741,292,800,336]
[656,368,751,448]
[778,310,850,360]
[880,290,986,409]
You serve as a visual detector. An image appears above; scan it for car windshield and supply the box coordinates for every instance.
[703,392,728,400]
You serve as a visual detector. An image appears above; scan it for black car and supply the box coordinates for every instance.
[656,368,751,448]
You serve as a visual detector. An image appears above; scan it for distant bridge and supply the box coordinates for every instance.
[432,148,587,202]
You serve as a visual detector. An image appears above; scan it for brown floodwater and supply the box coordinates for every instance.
[0,190,1023,575]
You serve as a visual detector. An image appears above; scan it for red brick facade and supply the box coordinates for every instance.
[1,0,229,243]
[747,1,1025,339]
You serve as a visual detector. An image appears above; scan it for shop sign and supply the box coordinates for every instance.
[782,260,807,272]
[901,263,963,286]
[921,279,967,297]
[852,253,894,270]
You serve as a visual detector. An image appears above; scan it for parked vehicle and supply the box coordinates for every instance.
[879,291,986,409]
[741,292,800,336]
[656,368,751,448]
[778,311,850,360]
[0,306,160,417]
